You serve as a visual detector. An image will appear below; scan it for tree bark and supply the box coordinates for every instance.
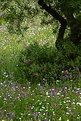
[38,0,67,50]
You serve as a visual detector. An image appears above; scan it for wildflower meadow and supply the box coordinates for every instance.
[0,17,81,121]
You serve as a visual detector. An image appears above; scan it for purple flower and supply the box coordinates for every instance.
[2,113,5,118]
[44,119,49,121]
[54,102,58,107]
[11,112,16,118]
[49,88,57,96]
[32,112,38,117]
[9,102,13,106]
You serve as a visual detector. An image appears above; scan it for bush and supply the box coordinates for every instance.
[17,41,81,84]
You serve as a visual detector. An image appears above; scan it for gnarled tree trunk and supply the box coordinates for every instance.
[38,0,67,50]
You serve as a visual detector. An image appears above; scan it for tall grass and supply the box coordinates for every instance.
[0,26,21,81]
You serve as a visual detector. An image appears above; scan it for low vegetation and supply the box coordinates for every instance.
[0,80,81,121]
[0,20,81,120]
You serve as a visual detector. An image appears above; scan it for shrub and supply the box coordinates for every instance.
[17,41,81,84]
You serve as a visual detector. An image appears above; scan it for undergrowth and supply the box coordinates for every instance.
[18,40,81,85]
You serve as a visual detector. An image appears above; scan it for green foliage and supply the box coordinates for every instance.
[0,0,40,35]
[0,16,81,85]
[1,0,81,34]
[18,42,56,83]
[18,40,81,84]
[0,19,55,83]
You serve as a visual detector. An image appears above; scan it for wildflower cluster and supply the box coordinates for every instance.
[0,80,81,120]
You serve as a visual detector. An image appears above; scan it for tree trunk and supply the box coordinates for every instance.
[38,0,67,50]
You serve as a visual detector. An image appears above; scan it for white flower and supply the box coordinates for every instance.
[76,102,81,106]
[67,119,69,121]
[59,117,62,121]
[46,91,49,95]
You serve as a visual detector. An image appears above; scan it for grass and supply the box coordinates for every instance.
[0,18,81,120]
[0,80,81,121]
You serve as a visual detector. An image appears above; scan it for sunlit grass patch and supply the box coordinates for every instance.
[24,24,56,45]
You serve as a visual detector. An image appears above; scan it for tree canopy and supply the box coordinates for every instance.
[0,0,81,49]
